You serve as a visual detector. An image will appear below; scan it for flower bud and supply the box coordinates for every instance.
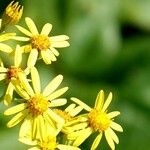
[1,1,23,32]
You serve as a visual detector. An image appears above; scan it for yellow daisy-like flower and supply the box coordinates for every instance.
[0,45,28,105]
[54,102,84,134]
[13,17,69,67]
[4,67,68,141]
[19,132,80,150]
[1,1,23,31]
[67,90,123,150]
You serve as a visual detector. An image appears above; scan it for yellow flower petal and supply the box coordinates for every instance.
[0,58,4,67]
[19,138,37,146]
[45,121,57,136]
[36,115,46,140]
[0,67,7,72]
[14,45,22,67]
[12,36,30,41]
[47,109,64,125]
[70,97,92,112]
[18,73,34,96]
[43,75,63,97]
[94,90,104,110]
[16,25,32,37]
[46,87,68,101]
[107,128,119,144]
[4,82,14,106]
[69,106,83,117]
[49,98,67,107]
[91,133,103,150]
[50,47,59,56]
[50,35,69,41]
[0,43,13,53]
[34,116,41,140]
[41,23,52,35]
[73,127,92,146]
[27,49,38,67]
[25,17,39,35]
[107,111,120,119]
[0,73,6,81]
[38,115,46,141]
[41,49,56,64]
[102,92,112,112]
[4,103,27,115]
[43,112,56,129]
[51,41,70,48]
[65,104,76,113]
[19,115,33,138]
[67,130,83,140]
[65,116,88,127]
[31,67,41,94]
[7,110,27,128]
[110,122,123,132]
[105,130,115,150]
[0,33,15,42]
[11,79,30,99]
[71,122,88,131]
[32,117,37,139]
[47,49,57,61]
[40,50,51,64]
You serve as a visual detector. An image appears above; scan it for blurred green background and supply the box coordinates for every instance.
[0,0,150,149]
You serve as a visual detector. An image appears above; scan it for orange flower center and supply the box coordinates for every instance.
[27,94,49,116]
[7,66,22,80]
[88,109,111,132]
[31,35,50,51]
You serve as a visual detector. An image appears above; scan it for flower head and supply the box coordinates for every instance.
[54,102,84,134]
[1,1,23,31]
[67,90,123,150]
[0,45,28,105]
[4,67,68,141]
[13,17,69,67]
[19,131,80,150]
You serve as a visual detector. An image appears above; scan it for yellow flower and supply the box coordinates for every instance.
[67,90,123,150]
[13,17,70,67]
[4,67,68,141]
[0,32,15,42]
[19,133,80,150]
[54,102,84,134]
[1,1,23,31]
[0,45,28,105]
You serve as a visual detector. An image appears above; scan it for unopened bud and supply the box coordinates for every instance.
[1,1,23,32]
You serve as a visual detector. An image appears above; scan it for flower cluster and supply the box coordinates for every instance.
[0,1,123,150]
